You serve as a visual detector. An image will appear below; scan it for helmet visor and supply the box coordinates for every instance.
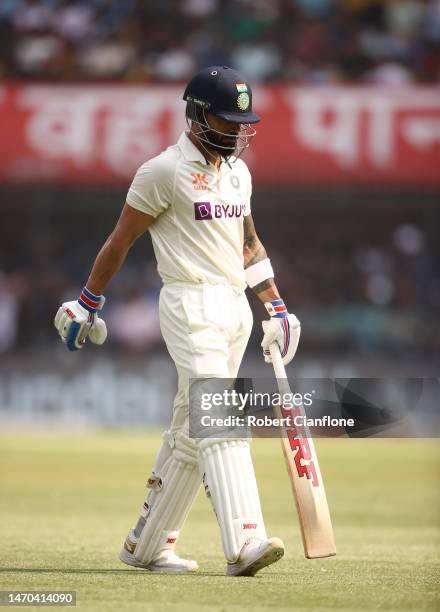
[215,110,261,124]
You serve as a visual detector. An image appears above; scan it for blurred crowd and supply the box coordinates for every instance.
[0,204,438,358]
[0,0,439,84]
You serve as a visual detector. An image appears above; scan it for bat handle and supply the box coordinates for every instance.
[269,342,293,398]
[269,342,288,379]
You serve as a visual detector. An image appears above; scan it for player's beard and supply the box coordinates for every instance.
[203,129,238,158]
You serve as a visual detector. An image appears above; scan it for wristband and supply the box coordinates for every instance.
[264,299,287,318]
[78,286,105,313]
[244,258,274,288]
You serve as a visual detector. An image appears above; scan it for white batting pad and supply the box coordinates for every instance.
[134,431,201,565]
[198,439,267,562]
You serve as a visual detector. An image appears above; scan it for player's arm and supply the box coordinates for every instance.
[54,203,155,351]
[86,203,155,294]
[243,213,301,365]
[243,213,280,300]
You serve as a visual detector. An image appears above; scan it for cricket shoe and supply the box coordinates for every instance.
[119,529,198,573]
[227,537,285,577]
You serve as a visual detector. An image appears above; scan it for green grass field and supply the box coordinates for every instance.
[0,432,438,611]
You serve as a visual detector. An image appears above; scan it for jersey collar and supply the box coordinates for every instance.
[177,131,209,165]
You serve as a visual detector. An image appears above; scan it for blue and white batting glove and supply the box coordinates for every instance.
[261,299,301,366]
[54,287,107,351]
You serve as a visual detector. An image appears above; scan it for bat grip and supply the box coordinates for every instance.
[269,342,292,398]
[269,342,287,378]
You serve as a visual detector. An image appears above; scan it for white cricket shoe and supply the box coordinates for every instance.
[227,537,285,577]
[119,529,198,573]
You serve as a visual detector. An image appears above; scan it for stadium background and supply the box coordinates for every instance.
[0,3,439,611]
[0,0,439,427]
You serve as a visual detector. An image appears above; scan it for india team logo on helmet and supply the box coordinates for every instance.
[237,92,250,111]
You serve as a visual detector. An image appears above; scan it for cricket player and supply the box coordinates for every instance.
[54,66,301,576]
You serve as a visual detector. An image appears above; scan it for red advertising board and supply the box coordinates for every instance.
[0,84,439,187]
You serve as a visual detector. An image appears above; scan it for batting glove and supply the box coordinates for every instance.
[54,287,107,351]
[261,299,301,366]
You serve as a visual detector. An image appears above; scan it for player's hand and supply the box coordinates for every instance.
[54,287,107,351]
[261,299,300,366]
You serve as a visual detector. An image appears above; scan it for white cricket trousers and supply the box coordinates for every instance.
[159,281,253,435]
[132,282,259,566]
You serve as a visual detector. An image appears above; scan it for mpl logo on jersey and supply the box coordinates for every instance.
[194,202,246,220]
[191,172,209,190]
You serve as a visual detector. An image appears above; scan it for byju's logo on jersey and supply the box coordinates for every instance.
[194,202,246,220]
[191,172,209,190]
[194,202,212,220]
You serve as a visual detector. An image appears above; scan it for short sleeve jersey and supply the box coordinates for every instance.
[126,132,252,290]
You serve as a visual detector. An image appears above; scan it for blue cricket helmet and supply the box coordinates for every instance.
[183,66,260,124]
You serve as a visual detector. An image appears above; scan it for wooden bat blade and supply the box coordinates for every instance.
[274,403,336,558]
[269,343,336,559]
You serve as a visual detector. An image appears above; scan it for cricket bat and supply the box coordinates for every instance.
[269,342,336,559]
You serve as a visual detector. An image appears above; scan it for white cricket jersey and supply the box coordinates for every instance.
[126,131,252,290]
